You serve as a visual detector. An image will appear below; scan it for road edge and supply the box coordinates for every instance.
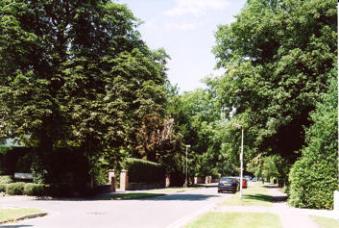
[166,202,217,228]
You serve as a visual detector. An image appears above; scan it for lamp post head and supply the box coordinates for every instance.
[186,144,191,148]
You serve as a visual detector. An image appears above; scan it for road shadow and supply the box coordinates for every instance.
[0,225,33,228]
[143,193,218,201]
[263,185,281,189]
[244,193,287,203]
[33,192,218,202]
[192,184,218,188]
[33,196,90,201]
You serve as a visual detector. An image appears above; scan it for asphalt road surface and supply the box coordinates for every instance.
[1,186,231,228]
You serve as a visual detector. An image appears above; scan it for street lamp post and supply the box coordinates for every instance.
[234,124,244,199]
[185,144,191,187]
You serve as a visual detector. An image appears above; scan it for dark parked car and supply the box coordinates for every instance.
[218,177,239,193]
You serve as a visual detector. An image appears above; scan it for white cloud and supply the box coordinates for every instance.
[165,22,199,31]
[142,19,200,32]
[165,0,230,17]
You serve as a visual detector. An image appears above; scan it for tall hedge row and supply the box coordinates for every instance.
[0,147,91,196]
[289,75,338,209]
[0,147,33,175]
[124,158,166,183]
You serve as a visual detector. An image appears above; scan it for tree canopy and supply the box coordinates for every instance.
[212,0,337,163]
[0,0,171,184]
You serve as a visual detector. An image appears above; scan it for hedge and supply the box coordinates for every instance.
[24,183,46,196]
[0,147,33,175]
[6,182,25,195]
[0,175,13,184]
[168,170,185,187]
[123,158,166,183]
[289,77,338,209]
[0,147,91,196]
[0,184,6,192]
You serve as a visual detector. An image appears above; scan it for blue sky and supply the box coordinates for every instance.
[117,0,246,92]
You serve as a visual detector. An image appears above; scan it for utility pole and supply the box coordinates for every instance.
[240,126,244,199]
[337,0,339,189]
[234,123,244,199]
[185,144,191,187]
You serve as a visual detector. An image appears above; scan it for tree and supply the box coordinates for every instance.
[212,0,337,171]
[167,87,239,178]
[289,73,338,209]
[0,0,139,147]
[0,0,170,186]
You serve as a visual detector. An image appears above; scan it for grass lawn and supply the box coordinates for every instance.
[222,182,279,206]
[311,216,339,228]
[0,208,46,223]
[185,212,282,228]
[97,192,165,200]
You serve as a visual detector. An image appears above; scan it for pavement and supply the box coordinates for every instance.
[215,184,339,228]
[0,185,231,228]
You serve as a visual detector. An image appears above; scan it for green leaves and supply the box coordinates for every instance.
[289,72,337,209]
[0,0,170,185]
[213,0,337,164]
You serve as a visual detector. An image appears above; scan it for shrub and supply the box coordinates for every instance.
[24,183,46,196]
[0,184,7,192]
[6,182,25,195]
[123,158,166,183]
[0,175,13,184]
[289,76,338,209]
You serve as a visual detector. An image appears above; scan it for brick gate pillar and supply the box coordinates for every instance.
[120,169,128,191]
[108,169,115,192]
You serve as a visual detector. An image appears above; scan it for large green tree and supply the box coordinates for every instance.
[0,0,169,184]
[213,0,337,165]
[168,88,238,178]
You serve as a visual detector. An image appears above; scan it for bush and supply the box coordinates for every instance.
[24,183,46,196]
[289,76,338,209]
[0,184,7,192]
[123,158,166,183]
[6,182,25,195]
[0,175,13,184]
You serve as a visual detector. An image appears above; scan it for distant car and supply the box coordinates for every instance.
[233,176,248,188]
[242,178,248,188]
[218,177,239,193]
[251,177,257,182]
[244,175,252,181]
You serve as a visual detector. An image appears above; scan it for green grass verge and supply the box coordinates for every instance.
[185,212,282,228]
[97,192,165,200]
[311,216,339,228]
[0,208,46,224]
[222,183,280,206]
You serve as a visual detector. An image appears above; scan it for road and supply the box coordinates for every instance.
[1,186,231,228]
